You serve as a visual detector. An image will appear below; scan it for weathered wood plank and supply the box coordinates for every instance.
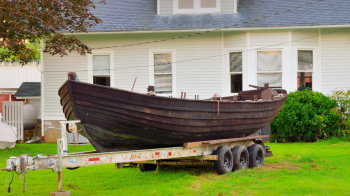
[183,135,269,148]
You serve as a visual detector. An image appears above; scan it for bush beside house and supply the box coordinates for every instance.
[271,90,350,142]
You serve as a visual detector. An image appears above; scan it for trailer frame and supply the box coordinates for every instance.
[2,120,272,195]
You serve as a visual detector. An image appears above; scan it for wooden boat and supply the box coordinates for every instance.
[59,73,287,152]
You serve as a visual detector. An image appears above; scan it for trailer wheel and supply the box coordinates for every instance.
[214,146,233,175]
[139,164,157,172]
[231,145,249,171]
[248,144,264,168]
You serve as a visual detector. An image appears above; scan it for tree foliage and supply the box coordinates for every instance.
[0,0,104,64]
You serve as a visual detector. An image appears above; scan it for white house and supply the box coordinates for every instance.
[40,0,350,142]
[0,62,41,118]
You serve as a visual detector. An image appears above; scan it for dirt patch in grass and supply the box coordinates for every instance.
[257,163,302,171]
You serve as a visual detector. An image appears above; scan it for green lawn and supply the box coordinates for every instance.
[0,139,349,196]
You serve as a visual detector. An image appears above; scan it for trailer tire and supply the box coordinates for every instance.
[139,164,157,172]
[231,145,249,171]
[248,144,264,168]
[214,146,233,175]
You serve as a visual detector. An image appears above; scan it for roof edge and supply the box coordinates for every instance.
[62,24,350,35]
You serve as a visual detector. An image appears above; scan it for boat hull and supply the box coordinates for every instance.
[59,80,287,152]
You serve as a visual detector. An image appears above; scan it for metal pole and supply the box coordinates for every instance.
[58,171,62,191]
[60,123,68,156]
[57,139,63,191]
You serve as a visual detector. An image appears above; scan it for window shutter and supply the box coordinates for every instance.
[93,55,110,75]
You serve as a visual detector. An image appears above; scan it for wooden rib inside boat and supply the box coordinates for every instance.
[59,72,287,152]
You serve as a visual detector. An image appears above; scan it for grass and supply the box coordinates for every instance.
[0,139,349,196]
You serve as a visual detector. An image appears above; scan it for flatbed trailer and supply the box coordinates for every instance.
[2,121,273,195]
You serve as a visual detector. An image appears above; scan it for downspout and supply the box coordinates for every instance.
[40,39,45,142]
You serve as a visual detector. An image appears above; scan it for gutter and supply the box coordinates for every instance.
[62,24,350,35]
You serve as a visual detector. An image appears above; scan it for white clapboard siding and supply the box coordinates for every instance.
[0,62,41,88]
[321,28,350,94]
[224,31,247,48]
[43,32,223,120]
[292,29,319,46]
[249,30,289,47]
[42,28,350,121]
[3,101,24,140]
[43,52,88,120]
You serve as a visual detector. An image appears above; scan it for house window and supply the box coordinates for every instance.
[297,50,313,90]
[174,0,220,14]
[93,55,110,86]
[229,52,243,93]
[257,51,282,87]
[178,0,194,9]
[154,54,172,94]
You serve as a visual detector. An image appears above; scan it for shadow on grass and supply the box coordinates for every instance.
[158,165,217,176]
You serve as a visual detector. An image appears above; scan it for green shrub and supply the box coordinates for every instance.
[271,90,341,142]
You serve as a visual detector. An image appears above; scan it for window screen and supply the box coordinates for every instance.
[178,0,194,9]
[297,50,313,90]
[298,50,313,71]
[257,51,282,87]
[154,54,172,94]
[154,54,172,74]
[229,52,243,93]
[230,52,242,72]
[93,55,110,75]
[257,51,282,71]
[257,73,282,87]
[201,0,216,8]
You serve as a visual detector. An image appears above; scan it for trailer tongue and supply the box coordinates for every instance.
[2,121,272,195]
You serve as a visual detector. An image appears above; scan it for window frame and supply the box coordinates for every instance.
[149,49,176,97]
[254,48,286,88]
[88,50,114,87]
[224,48,246,96]
[293,47,320,91]
[173,0,220,14]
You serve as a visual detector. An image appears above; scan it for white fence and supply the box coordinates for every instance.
[2,101,24,141]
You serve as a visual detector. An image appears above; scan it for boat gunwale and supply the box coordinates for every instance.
[61,80,287,104]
